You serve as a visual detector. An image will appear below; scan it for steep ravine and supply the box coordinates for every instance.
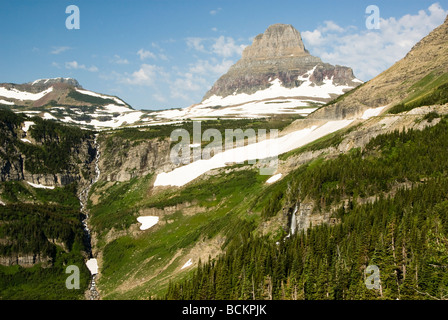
[79,134,101,300]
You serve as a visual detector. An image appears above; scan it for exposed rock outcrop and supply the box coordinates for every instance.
[98,137,173,182]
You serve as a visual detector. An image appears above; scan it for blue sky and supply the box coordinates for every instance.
[0,0,447,110]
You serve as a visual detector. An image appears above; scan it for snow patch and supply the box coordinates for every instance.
[23,121,35,132]
[181,259,193,270]
[43,112,56,120]
[361,106,386,119]
[154,120,353,187]
[59,111,144,129]
[153,66,359,120]
[199,68,353,109]
[0,99,14,105]
[103,104,133,113]
[0,86,53,101]
[137,216,159,230]
[20,138,32,143]
[86,258,98,275]
[26,181,55,189]
[266,173,282,184]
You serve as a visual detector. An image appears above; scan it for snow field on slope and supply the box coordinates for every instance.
[75,88,126,106]
[60,111,144,128]
[26,181,55,189]
[181,259,193,270]
[154,120,354,187]
[23,121,35,132]
[199,74,354,109]
[0,99,14,105]
[361,106,386,119]
[0,87,53,101]
[266,173,282,184]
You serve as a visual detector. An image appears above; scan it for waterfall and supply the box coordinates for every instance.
[290,204,298,236]
[79,134,101,300]
[285,204,298,239]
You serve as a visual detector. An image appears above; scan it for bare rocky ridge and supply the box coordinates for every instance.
[310,15,448,120]
[1,77,81,94]
[202,23,360,101]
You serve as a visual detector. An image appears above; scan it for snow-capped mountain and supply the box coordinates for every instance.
[154,24,363,120]
[0,77,153,129]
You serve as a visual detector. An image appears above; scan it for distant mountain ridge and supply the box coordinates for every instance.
[27,77,82,88]
[311,14,448,119]
[0,78,158,129]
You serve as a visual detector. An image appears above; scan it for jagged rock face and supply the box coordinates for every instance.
[98,136,174,182]
[27,77,81,88]
[202,23,360,101]
[0,117,97,188]
[0,78,81,95]
[241,24,309,60]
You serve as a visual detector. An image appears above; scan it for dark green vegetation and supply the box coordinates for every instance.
[89,174,154,237]
[20,117,94,174]
[0,109,95,175]
[0,182,90,299]
[67,90,118,106]
[165,116,448,300]
[389,72,448,114]
[0,110,92,299]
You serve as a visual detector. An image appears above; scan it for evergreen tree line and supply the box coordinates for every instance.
[18,116,94,174]
[0,110,95,175]
[0,203,85,258]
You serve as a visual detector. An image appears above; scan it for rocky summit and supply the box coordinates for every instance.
[202,24,361,102]
[153,23,362,119]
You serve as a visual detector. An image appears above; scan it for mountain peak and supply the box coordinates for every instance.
[242,23,309,60]
[28,77,81,88]
[195,23,360,110]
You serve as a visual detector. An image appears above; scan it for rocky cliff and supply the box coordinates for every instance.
[98,135,173,182]
[0,110,97,189]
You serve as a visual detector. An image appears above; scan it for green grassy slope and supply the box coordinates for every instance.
[165,116,448,300]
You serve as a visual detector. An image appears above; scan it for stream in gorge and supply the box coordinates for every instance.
[79,134,101,300]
